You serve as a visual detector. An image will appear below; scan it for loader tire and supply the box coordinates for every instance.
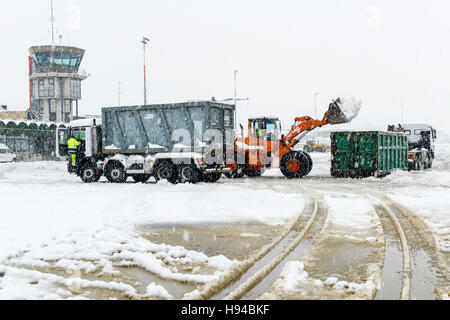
[301,151,314,176]
[280,151,310,179]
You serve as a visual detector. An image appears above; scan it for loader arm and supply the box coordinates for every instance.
[281,112,330,151]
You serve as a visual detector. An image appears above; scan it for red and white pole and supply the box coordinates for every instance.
[29,56,32,111]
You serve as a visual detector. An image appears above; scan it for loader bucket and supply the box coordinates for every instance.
[327,97,362,125]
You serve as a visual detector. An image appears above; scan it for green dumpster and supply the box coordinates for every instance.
[331,131,408,178]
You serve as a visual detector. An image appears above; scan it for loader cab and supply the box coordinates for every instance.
[248,117,281,141]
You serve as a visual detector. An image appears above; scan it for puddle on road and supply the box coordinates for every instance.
[138,222,285,262]
[303,240,377,284]
[375,207,404,300]
[6,222,285,300]
[263,238,382,300]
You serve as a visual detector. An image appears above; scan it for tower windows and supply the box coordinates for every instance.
[38,78,55,97]
[70,79,81,99]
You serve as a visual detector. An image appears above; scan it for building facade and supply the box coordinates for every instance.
[29,45,88,123]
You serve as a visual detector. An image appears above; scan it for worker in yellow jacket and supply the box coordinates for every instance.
[67,135,81,167]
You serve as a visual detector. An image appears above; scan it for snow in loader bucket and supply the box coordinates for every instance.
[327,97,362,125]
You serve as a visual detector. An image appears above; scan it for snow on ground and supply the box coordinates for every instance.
[1,133,449,300]
[0,161,304,299]
[264,260,379,300]
[262,194,383,300]
[323,194,382,243]
[306,138,450,256]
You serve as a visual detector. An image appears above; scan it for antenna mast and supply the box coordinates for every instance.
[50,0,55,44]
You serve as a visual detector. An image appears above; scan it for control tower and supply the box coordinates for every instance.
[29,45,88,123]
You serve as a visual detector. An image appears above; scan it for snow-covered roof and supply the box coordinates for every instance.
[0,119,66,127]
[401,124,433,129]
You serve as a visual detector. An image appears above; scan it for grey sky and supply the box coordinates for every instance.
[1,0,449,133]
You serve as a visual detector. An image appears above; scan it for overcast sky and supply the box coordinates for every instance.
[1,0,449,133]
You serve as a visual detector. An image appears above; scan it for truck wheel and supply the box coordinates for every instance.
[132,174,151,183]
[203,172,222,183]
[280,151,310,179]
[106,163,127,183]
[155,160,178,184]
[178,165,200,184]
[155,160,175,179]
[81,165,98,184]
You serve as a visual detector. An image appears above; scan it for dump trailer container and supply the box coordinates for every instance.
[63,101,235,184]
[331,131,408,178]
[101,101,235,154]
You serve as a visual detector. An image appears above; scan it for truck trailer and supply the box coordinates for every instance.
[58,101,235,184]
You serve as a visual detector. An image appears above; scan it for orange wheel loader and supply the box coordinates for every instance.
[225,98,358,179]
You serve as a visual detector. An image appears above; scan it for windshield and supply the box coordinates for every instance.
[414,129,427,135]
[70,127,86,141]
[266,121,279,141]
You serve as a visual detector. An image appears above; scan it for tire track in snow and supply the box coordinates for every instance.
[188,194,319,300]
[371,199,411,300]
[208,196,325,300]
[371,195,443,300]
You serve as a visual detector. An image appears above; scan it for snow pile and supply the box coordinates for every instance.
[263,260,378,299]
[336,97,362,122]
[105,145,119,150]
[148,143,165,149]
[145,283,173,299]
[0,265,138,300]
[278,262,310,291]
[0,227,233,299]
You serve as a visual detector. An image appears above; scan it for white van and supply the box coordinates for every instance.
[0,144,16,163]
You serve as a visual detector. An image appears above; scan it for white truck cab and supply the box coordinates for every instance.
[62,118,228,184]
[389,123,436,170]
[401,124,436,144]
[0,144,16,163]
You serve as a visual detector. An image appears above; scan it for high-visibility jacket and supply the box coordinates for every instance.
[68,138,81,150]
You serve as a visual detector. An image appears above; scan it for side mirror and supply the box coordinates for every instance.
[240,123,244,137]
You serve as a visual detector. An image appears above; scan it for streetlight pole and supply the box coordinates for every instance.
[314,93,319,119]
[401,102,404,124]
[118,81,123,107]
[142,37,150,105]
